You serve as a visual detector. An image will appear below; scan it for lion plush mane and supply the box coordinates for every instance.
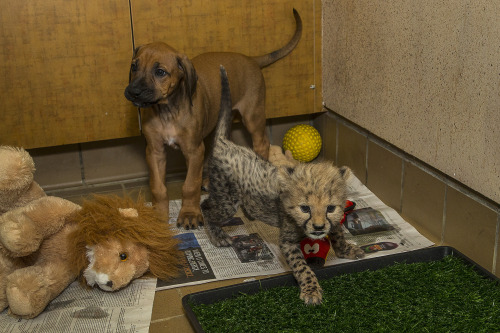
[68,194,182,288]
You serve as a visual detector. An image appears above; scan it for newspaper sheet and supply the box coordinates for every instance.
[0,279,156,333]
[157,173,434,290]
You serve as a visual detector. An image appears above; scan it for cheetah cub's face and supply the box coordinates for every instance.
[279,163,349,239]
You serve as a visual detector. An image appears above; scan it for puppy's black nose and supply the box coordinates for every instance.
[125,86,141,99]
[106,281,113,288]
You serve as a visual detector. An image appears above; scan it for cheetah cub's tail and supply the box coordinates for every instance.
[214,66,233,143]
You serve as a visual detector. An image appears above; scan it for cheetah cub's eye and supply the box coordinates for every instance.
[300,205,311,213]
[119,253,128,262]
[326,205,336,213]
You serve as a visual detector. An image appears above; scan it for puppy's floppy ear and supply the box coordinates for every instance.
[176,55,198,106]
[128,45,142,83]
[132,45,142,58]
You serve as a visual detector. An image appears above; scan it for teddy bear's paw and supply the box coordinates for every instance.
[0,214,42,256]
[6,285,46,319]
[6,268,50,318]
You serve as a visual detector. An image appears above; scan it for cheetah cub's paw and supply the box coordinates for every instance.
[207,225,233,247]
[338,243,365,260]
[300,285,323,305]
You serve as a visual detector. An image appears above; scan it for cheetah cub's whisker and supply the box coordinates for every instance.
[201,66,365,305]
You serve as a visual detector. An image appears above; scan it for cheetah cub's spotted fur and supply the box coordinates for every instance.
[201,67,365,305]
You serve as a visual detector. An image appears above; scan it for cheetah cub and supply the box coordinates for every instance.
[201,66,365,305]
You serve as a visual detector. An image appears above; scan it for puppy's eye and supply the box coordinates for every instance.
[130,63,138,72]
[326,205,336,213]
[300,205,310,213]
[155,68,169,77]
[119,253,128,261]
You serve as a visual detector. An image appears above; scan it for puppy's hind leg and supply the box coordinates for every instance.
[201,194,238,247]
[238,84,270,160]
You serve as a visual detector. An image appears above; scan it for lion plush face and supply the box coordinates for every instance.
[68,194,182,291]
[83,239,149,291]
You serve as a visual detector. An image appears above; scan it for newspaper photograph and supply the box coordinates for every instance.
[157,173,434,290]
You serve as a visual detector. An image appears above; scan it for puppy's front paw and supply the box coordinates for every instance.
[300,285,323,305]
[177,208,204,229]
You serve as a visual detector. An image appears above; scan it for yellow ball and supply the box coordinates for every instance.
[282,124,322,162]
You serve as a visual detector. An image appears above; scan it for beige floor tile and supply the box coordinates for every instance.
[178,277,250,298]
[401,163,445,243]
[366,141,403,211]
[149,315,195,333]
[151,288,184,320]
[399,213,441,246]
[444,187,497,272]
[337,123,367,183]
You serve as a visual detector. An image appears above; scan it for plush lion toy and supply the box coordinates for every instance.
[0,146,181,319]
[68,194,182,292]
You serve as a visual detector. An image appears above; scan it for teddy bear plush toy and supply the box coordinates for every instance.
[0,146,181,319]
[268,144,298,168]
[0,146,81,318]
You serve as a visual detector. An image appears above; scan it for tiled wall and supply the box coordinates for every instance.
[314,110,500,278]
[27,111,500,277]
[28,114,315,193]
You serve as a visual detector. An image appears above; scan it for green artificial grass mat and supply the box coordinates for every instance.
[191,256,500,333]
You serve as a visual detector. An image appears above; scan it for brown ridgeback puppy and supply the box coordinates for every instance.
[124,9,302,229]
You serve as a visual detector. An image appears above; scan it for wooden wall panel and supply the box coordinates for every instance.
[0,0,320,149]
[130,0,322,119]
[0,0,136,149]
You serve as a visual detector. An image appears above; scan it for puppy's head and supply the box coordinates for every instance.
[124,42,197,108]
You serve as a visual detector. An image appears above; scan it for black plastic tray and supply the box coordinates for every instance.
[182,246,498,332]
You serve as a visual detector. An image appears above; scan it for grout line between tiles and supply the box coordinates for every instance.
[77,143,87,186]
[150,314,185,324]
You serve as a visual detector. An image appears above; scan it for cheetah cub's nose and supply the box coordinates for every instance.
[313,224,324,231]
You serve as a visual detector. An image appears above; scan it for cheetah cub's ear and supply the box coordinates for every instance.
[276,166,295,191]
[339,166,352,180]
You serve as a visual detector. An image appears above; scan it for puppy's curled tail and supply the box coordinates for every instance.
[214,65,233,142]
[252,9,302,68]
